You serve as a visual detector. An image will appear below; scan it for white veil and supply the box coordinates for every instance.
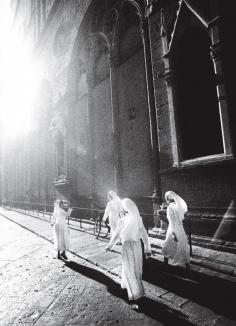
[108,190,121,208]
[120,198,142,241]
[53,200,67,218]
[165,191,187,221]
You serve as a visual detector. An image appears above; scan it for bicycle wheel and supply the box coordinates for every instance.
[94,216,101,237]
[94,217,110,238]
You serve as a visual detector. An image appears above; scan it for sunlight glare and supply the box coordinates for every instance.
[0,2,42,138]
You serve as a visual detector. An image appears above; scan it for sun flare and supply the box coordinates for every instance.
[0,2,42,138]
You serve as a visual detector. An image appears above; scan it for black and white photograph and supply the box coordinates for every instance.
[0,0,236,325]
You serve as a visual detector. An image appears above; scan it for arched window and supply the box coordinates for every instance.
[174,27,224,160]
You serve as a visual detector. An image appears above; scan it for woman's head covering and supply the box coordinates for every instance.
[120,198,142,241]
[53,200,67,216]
[108,191,118,200]
[165,191,187,220]
[108,191,122,210]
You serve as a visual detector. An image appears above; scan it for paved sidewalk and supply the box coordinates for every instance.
[0,208,236,326]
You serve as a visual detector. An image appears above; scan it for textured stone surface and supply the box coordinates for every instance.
[161,292,189,307]
[181,301,219,323]
[1,210,236,326]
[0,213,188,326]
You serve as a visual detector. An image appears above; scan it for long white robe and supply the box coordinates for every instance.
[162,203,190,267]
[103,198,121,237]
[52,206,70,251]
[108,199,151,301]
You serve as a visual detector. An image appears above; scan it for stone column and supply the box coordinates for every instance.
[140,18,162,200]
[86,64,97,201]
[209,22,233,156]
[108,50,122,194]
[160,9,181,166]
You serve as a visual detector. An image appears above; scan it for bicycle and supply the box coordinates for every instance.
[94,210,111,239]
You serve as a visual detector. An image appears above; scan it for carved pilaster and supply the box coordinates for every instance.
[103,8,118,40]
[108,50,119,68]
[164,69,175,86]
[210,42,222,62]
[209,25,232,155]
[83,38,96,88]
[160,3,180,43]
[145,0,154,18]
[140,16,163,199]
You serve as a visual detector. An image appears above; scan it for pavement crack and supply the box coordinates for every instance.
[32,277,74,324]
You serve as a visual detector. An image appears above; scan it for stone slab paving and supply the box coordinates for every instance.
[0,208,236,326]
[0,215,195,326]
[150,236,236,277]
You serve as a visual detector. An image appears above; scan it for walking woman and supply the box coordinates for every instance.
[162,191,190,268]
[105,198,151,311]
[102,191,122,237]
[51,200,70,260]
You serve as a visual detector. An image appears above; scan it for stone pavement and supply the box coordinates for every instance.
[1,214,191,326]
[0,208,236,326]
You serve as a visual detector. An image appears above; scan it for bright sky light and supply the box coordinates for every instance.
[0,1,42,138]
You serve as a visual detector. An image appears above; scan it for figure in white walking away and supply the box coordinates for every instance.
[102,191,122,238]
[161,191,190,268]
[51,200,71,260]
[105,198,152,311]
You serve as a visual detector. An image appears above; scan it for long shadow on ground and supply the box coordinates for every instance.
[143,258,236,320]
[65,260,194,326]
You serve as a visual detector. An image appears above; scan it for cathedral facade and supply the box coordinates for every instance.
[1,0,236,250]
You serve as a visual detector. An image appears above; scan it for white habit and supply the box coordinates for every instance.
[107,198,151,301]
[52,203,70,251]
[162,191,190,267]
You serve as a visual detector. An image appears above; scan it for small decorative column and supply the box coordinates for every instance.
[160,9,181,166]
[209,18,233,156]
[83,41,97,206]
[108,49,123,194]
[140,17,162,200]
[49,111,71,202]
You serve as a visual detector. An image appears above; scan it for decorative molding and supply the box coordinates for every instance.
[153,62,166,80]
[103,8,118,39]
[163,69,175,86]
[210,42,222,62]
[160,3,180,43]
[108,50,119,67]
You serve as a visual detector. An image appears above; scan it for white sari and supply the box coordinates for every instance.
[162,191,190,267]
[107,198,151,301]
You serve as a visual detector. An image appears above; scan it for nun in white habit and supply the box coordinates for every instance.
[106,198,151,310]
[102,191,122,237]
[162,191,190,268]
[51,200,70,260]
